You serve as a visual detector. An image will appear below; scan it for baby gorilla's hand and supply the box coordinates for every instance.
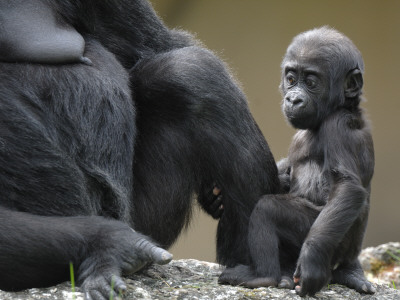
[198,183,224,219]
[293,247,331,297]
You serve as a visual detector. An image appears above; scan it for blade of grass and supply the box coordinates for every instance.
[110,275,115,300]
[387,250,400,262]
[70,262,76,300]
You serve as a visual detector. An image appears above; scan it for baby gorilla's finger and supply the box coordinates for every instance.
[293,264,301,283]
[210,195,223,218]
[213,186,221,196]
[295,284,302,294]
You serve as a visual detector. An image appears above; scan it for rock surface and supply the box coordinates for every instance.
[1,255,400,300]
[360,242,400,288]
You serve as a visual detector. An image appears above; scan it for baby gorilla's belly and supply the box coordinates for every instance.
[290,161,330,206]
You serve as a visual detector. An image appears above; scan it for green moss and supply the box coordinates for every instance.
[370,258,385,275]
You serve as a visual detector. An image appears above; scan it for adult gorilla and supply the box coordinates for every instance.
[0,0,279,299]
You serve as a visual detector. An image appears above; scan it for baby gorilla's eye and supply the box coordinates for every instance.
[305,78,316,88]
[286,75,296,86]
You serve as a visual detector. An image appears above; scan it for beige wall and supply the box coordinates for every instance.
[150,0,400,262]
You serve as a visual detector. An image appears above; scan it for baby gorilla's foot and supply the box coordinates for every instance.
[219,265,279,288]
[331,262,376,294]
[278,276,295,289]
[243,277,278,288]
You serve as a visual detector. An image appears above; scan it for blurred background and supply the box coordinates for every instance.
[149,0,400,262]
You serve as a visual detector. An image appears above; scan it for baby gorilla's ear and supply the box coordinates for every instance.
[0,0,90,65]
[344,68,363,99]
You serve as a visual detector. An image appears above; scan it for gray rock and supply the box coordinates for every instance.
[360,242,400,288]
[1,258,400,300]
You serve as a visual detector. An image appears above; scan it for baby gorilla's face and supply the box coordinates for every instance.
[280,56,330,130]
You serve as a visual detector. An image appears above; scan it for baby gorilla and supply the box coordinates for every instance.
[219,26,375,297]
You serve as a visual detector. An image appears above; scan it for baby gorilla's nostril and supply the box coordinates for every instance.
[286,95,303,107]
[292,97,303,106]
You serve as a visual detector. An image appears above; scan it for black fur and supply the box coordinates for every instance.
[0,1,279,299]
[219,27,375,297]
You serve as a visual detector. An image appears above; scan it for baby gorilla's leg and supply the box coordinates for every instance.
[219,195,320,289]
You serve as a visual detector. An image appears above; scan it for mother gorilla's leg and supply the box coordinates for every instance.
[131,46,280,266]
[0,41,171,300]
